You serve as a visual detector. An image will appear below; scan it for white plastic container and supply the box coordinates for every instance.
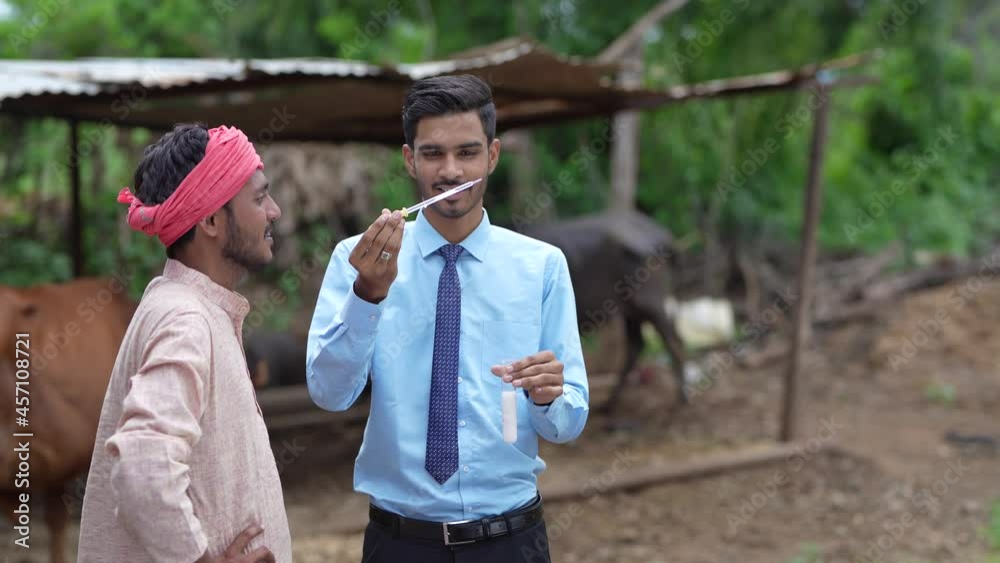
[502,382,518,443]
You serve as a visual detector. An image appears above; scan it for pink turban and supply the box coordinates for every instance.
[117,125,264,247]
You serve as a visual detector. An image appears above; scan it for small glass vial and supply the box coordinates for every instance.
[502,379,518,443]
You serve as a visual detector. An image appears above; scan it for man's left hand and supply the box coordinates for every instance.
[491,351,564,405]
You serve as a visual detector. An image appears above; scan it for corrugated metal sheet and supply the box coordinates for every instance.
[0,58,391,102]
[0,59,244,91]
[0,38,864,144]
[398,39,535,79]
[0,70,99,99]
[0,38,610,103]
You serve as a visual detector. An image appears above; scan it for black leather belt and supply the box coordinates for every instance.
[369,495,544,546]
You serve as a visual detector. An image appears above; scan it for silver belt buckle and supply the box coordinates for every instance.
[442,519,478,546]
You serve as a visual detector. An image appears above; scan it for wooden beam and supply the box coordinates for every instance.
[69,120,84,277]
[542,442,818,501]
[265,409,367,433]
[321,442,837,535]
[256,384,369,416]
[780,85,832,442]
[624,56,876,110]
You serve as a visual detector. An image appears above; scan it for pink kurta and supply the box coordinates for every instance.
[78,259,291,562]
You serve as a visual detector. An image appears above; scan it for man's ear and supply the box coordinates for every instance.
[488,138,501,174]
[197,208,225,240]
[402,144,417,179]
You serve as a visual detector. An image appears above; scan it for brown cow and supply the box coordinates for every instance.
[0,277,134,563]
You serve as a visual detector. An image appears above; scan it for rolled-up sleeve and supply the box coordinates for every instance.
[528,250,589,443]
[306,239,382,411]
[105,312,211,563]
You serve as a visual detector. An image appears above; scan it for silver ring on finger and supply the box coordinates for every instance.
[379,251,392,262]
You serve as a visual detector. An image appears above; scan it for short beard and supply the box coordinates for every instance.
[221,207,270,273]
[424,176,486,219]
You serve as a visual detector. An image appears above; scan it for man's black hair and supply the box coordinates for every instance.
[401,75,496,147]
[133,123,226,258]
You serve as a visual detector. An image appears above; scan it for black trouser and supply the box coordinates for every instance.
[361,513,553,563]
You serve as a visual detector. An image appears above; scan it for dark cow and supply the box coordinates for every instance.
[244,330,307,389]
[0,277,135,563]
[519,209,689,412]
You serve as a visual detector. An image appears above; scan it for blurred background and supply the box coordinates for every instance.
[1,1,999,562]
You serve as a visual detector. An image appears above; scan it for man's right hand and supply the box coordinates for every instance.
[350,208,405,303]
[196,525,275,563]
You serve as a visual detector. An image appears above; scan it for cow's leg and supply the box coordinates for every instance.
[599,316,644,415]
[646,306,690,405]
[44,492,69,563]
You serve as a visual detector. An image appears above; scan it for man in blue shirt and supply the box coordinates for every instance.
[307,74,589,562]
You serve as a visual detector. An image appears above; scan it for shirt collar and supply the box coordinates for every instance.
[413,207,491,262]
[162,259,251,323]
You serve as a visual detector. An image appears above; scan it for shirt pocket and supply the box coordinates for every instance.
[480,319,542,373]
[481,320,542,460]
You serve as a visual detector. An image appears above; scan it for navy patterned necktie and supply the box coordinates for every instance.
[426,244,465,484]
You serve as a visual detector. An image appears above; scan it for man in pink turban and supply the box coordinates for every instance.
[78,123,291,563]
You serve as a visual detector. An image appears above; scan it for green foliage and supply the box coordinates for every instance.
[373,152,417,213]
[925,381,957,407]
[0,0,998,320]
[785,543,824,563]
[986,499,1000,553]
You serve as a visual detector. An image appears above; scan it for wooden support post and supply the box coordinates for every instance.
[69,120,84,277]
[780,84,832,442]
[610,44,642,211]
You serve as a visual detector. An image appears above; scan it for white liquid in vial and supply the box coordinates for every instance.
[502,390,518,443]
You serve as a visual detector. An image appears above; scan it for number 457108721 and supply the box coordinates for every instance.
[14,334,30,423]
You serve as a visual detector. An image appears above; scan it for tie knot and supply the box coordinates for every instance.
[438,244,465,264]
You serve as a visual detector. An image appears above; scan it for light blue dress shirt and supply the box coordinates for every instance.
[306,208,589,521]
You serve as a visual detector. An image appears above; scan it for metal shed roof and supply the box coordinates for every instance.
[0,38,868,144]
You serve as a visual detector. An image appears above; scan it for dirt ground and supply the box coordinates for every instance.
[4,277,999,563]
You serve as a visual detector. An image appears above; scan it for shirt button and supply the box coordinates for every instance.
[457,376,462,383]
[459,420,466,427]
[368,314,377,321]
[463,465,470,473]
